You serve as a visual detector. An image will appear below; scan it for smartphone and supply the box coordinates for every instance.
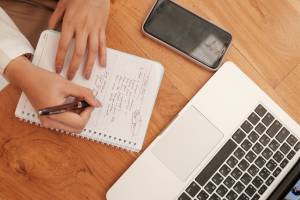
[142,0,232,71]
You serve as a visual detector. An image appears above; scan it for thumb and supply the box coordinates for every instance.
[68,84,101,108]
[48,2,65,29]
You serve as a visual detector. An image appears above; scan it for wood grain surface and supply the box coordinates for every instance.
[0,0,299,199]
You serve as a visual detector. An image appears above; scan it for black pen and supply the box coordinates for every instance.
[38,100,90,116]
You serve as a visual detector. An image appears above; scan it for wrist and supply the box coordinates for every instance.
[4,56,37,91]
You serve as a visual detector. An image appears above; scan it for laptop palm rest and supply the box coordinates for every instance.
[151,106,223,182]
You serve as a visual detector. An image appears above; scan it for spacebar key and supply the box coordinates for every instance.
[195,139,237,186]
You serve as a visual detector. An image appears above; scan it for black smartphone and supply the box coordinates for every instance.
[142,0,232,71]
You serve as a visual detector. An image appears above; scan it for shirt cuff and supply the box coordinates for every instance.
[0,44,33,74]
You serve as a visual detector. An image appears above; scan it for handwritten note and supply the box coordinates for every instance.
[87,59,152,140]
[15,31,163,151]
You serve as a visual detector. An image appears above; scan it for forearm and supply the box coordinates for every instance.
[4,56,37,92]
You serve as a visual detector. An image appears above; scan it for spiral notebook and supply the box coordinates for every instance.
[15,30,164,152]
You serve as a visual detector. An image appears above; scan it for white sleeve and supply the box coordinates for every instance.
[0,7,34,75]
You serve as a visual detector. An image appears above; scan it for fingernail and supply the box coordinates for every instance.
[84,73,91,80]
[56,66,62,73]
[67,73,74,80]
[101,59,106,68]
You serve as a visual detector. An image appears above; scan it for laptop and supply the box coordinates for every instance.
[107,62,300,200]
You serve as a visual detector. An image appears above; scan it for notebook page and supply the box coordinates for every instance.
[0,76,8,91]
[15,30,163,151]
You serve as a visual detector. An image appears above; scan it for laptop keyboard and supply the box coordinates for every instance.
[178,104,300,200]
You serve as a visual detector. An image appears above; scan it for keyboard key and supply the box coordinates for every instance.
[287,134,298,146]
[273,151,284,163]
[248,112,260,125]
[216,185,228,197]
[280,159,289,168]
[255,123,266,134]
[219,164,231,177]
[237,194,249,200]
[186,182,200,197]
[295,142,300,151]
[245,185,256,197]
[259,134,270,146]
[195,139,237,186]
[240,173,252,185]
[227,156,239,168]
[241,121,253,133]
[208,194,220,200]
[248,164,259,176]
[255,104,267,117]
[280,142,291,155]
[266,159,277,171]
[178,192,191,200]
[269,139,280,151]
[232,129,246,144]
[258,185,267,195]
[226,190,238,200]
[266,120,282,138]
[266,176,275,186]
[238,159,250,171]
[245,151,256,163]
[248,131,259,143]
[287,150,296,160]
[212,173,223,185]
[241,139,252,151]
[259,168,270,179]
[204,181,216,194]
[273,167,282,177]
[233,182,245,194]
[262,113,274,127]
[262,148,273,160]
[197,190,209,200]
[231,168,242,180]
[255,156,266,168]
[252,176,263,188]
[252,143,263,154]
[234,148,245,160]
[224,176,235,189]
[275,127,290,143]
[252,194,260,200]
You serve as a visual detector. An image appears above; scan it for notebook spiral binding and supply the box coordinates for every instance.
[17,111,138,152]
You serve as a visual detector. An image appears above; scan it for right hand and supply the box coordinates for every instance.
[5,56,101,133]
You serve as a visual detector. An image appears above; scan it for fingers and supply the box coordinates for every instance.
[68,84,101,107]
[83,33,98,79]
[55,23,74,74]
[67,31,88,80]
[99,32,107,67]
[79,107,95,124]
[48,1,65,29]
[47,107,94,131]
[40,116,81,133]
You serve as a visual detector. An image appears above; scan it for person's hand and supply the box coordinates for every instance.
[5,56,101,132]
[48,0,110,80]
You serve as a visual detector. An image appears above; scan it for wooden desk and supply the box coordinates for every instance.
[0,0,299,199]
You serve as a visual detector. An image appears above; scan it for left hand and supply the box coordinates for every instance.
[48,0,110,80]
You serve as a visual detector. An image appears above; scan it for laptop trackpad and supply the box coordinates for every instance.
[152,106,223,182]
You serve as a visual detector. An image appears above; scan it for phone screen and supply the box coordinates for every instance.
[143,0,232,69]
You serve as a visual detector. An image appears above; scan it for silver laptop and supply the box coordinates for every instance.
[107,62,300,200]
